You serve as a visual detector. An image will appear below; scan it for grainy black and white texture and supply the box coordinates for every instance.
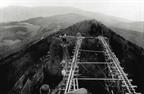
[0,5,144,94]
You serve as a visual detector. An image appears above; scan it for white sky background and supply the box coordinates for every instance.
[0,0,144,21]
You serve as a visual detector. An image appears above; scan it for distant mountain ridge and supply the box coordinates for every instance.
[0,12,144,48]
[23,13,90,28]
[0,6,81,22]
[0,6,144,33]
[21,13,144,48]
[0,6,130,23]
[0,6,144,49]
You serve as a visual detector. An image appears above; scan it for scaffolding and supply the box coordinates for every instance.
[54,33,141,94]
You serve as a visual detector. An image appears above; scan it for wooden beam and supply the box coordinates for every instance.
[80,49,104,53]
[78,78,122,81]
[78,62,112,64]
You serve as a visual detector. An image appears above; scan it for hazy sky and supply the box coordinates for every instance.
[0,0,144,21]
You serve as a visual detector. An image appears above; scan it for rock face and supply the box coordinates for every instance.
[0,20,144,94]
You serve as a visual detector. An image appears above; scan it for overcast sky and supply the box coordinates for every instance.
[0,0,144,21]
